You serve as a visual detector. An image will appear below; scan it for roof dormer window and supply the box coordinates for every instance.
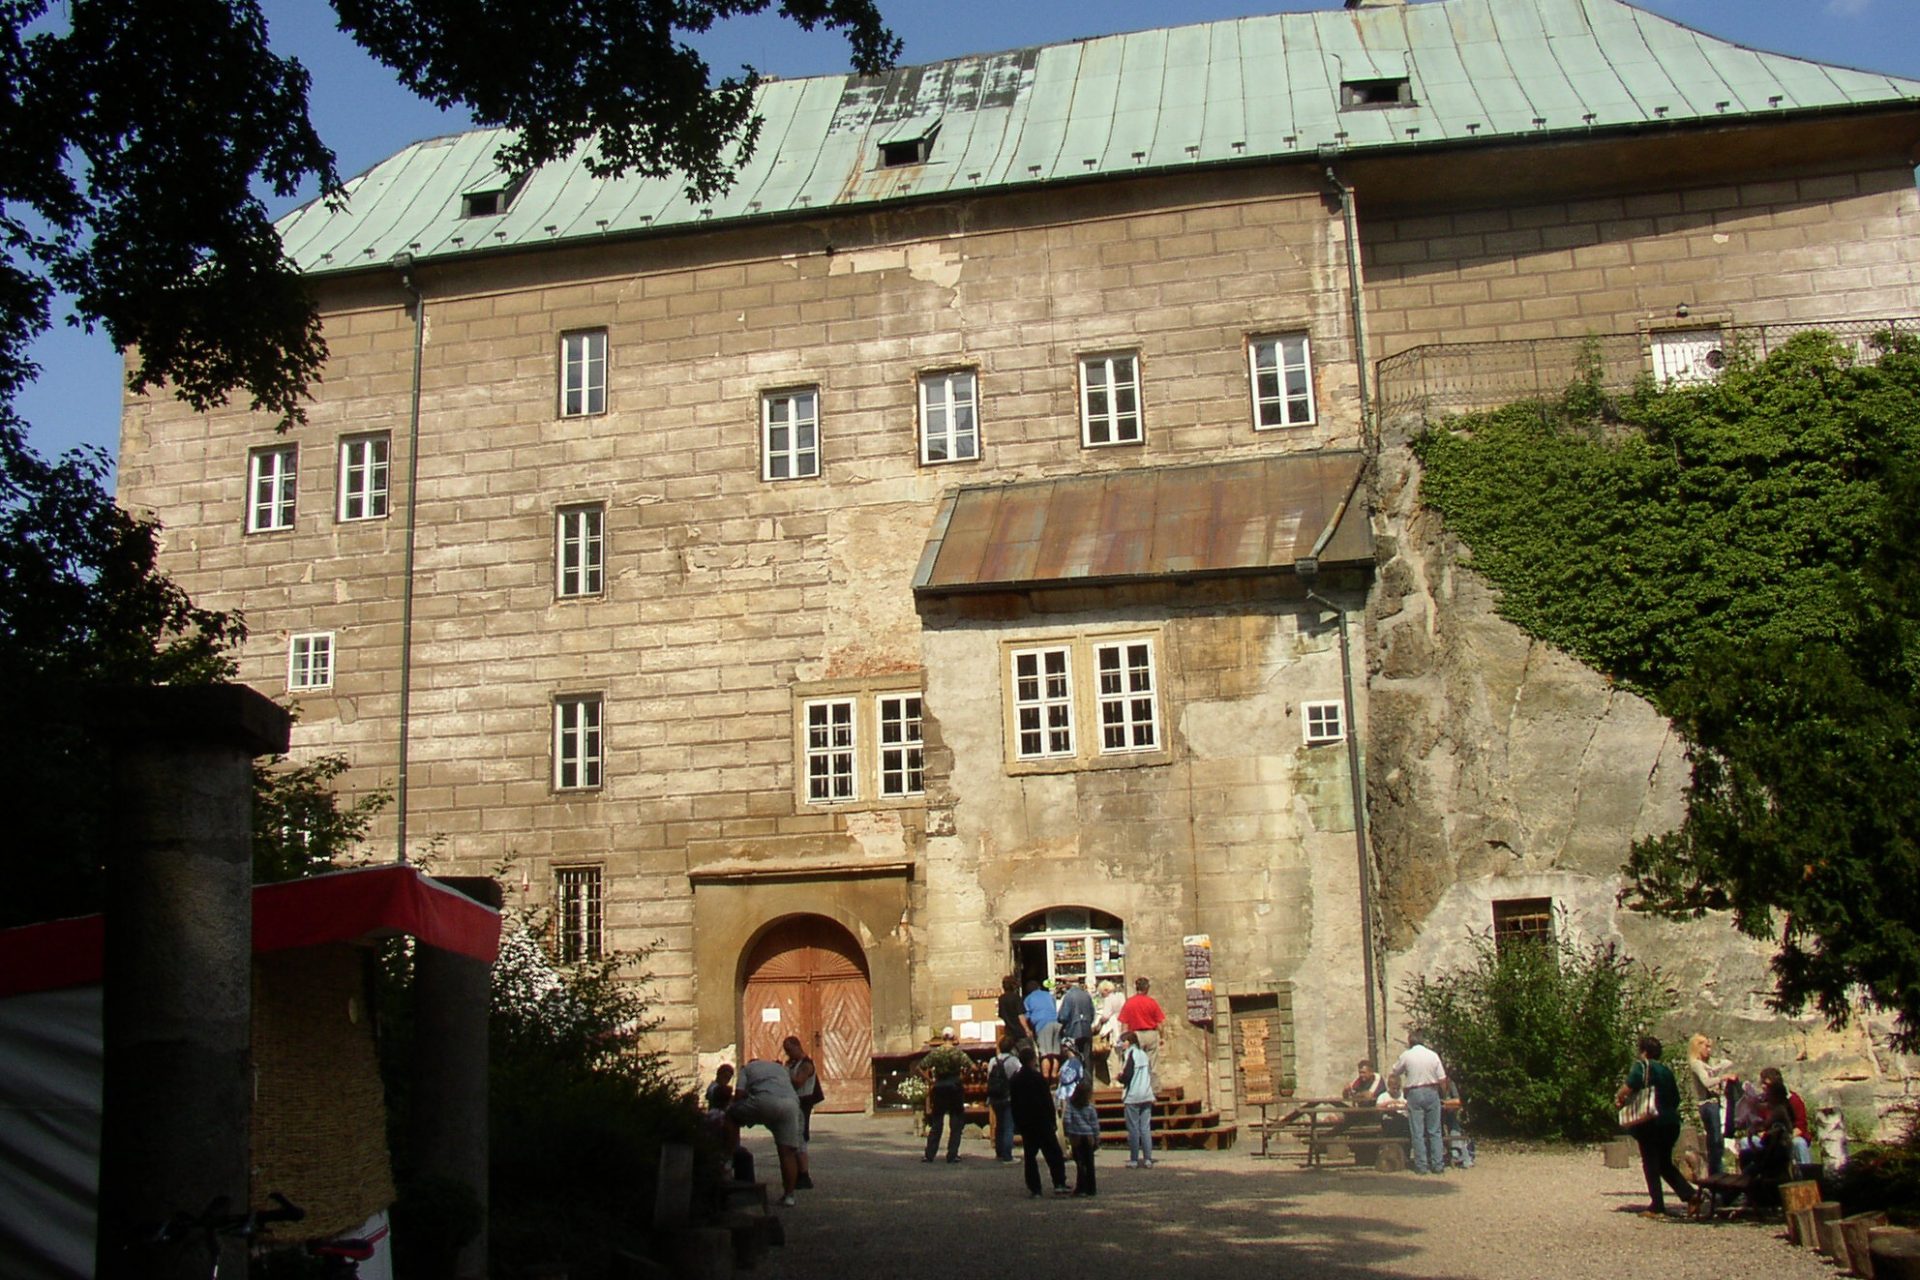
[1341,77,1413,108]
[876,115,941,169]
[460,173,527,218]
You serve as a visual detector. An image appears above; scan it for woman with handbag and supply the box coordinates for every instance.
[1614,1035,1700,1217]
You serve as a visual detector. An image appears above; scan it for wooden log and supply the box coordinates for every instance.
[1841,1213,1890,1279]
[1814,1203,1846,1256]
[1789,1209,1819,1249]
[1780,1181,1824,1215]
[1869,1226,1920,1280]
[1603,1138,1634,1169]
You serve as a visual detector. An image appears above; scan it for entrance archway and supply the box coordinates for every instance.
[1010,906,1128,989]
[740,915,871,1113]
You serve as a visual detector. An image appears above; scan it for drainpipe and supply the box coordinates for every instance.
[1294,554,1380,1070]
[394,252,425,865]
[1323,160,1374,441]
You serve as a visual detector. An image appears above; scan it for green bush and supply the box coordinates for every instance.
[1826,1109,1920,1224]
[1400,928,1674,1141]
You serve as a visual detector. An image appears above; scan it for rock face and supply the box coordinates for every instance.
[1366,410,1916,1136]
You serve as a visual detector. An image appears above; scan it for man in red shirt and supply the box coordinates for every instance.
[1117,977,1166,1075]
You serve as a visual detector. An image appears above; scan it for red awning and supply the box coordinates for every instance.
[0,865,500,998]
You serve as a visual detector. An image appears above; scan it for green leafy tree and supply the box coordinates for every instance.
[1401,929,1675,1140]
[1415,332,1920,1045]
[252,751,392,883]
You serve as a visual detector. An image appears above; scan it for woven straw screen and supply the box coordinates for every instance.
[249,945,396,1240]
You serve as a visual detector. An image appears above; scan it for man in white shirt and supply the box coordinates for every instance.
[1390,1031,1449,1175]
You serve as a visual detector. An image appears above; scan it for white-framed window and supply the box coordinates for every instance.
[1011,645,1076,760]
[560,328,608,417]
[1094,640,1159,753]
[553,694,604,791]
[1078,353,1142,447]
[918,369,980,464]
[1250,334,1316,429]
[878,693,925,798]
[762,387,820,480]
[247,445,297,532]
[1303,699,1346,746]
[337,433,390,521]
[556,504,605,599]
[553,866,604,963]
[803,698,858,804]
[1004,632,1169,772]
[288,632,334,691]
[791,678,927,810]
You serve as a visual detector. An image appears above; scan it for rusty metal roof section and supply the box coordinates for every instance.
[278,0,1920,277]
[913,452,1370,596]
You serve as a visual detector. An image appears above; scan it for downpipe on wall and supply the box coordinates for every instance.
[394,252,425,864]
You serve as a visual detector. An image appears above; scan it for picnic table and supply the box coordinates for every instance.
[1251,1096,1460,1168]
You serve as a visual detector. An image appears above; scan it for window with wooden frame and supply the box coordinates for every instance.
[553,694,604,791]
[1249,334,1316,430]
[1003,631,1168,773]
[1492,897,1555,955]
[247,444,297,532]
[559,328,608,417]
[762,387,821,480]
[918,369,980,464]
[791,676,926,809]
[553,866,604,962]
[288,632,334,692]
[337,433,390,521]
[1077,352,1142,447]
[1302,699,1346,746]
[556,503,605,599]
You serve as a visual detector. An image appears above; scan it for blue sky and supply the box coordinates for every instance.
[17,0,1920,468]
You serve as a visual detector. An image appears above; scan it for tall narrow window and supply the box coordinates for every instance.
[560,329,608,417]
[1250,334,1316,429]
[762,388,820,480]
[1012,646,1075,759]
[554,866,603,962]
[1078,353,1142,447]
[1303,699,1346,745]
[804,699,857,803]
[554,695,603,791]
[556,504,605,598]
[1095,640,1159,753]
[918,370,979,464]
[337,433,390,521]
[288,633,334,691]
[878,694,925,797]
[247,445,297,532]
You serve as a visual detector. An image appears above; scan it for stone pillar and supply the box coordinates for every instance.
[408,876,501,1280]
[94,685,289,1280]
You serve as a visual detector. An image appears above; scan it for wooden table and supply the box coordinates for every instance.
[1259,1097,1458,1168]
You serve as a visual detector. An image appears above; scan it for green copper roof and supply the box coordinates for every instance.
[278,0,1920,276]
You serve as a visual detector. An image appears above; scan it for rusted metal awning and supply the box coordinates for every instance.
[913,451,1370,596]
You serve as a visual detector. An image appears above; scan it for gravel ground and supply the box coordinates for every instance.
[754,1114,1835,1279]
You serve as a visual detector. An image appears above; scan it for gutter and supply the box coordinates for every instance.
[393,252,426,864]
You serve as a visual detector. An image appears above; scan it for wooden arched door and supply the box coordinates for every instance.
[740,916,871,1113]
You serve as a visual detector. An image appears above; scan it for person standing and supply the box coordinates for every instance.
[987,1034,1021,1162]
[1024,979,1061,1058]
[1118,1030,1155,1168]
[1058,977,1096,1063]
[917,1028,973,1164]
[1615,1035,1699,1217]
[1057,1040,1100,1196]
[1117,977,1165,1076]
[997,973,1031,1044]
[726,1058,806,1206]
[1389,1030,1448,1176]
[1092,979,1125,1084]
[1009,1042,1070,1196]
[782,1035,823,1189]
[1685,1034,1735,1177]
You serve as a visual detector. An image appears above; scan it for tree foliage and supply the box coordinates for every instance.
[1415,332,1920,1045]
[2,0,896,429]
[1401,929,1675,1141]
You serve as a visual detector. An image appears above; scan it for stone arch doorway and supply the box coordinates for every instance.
[740,915,871,1113]
[1010,906,1128,990]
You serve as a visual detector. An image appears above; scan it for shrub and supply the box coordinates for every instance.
[1400,928,1674,1141]
[1826,1108,1920,1224]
